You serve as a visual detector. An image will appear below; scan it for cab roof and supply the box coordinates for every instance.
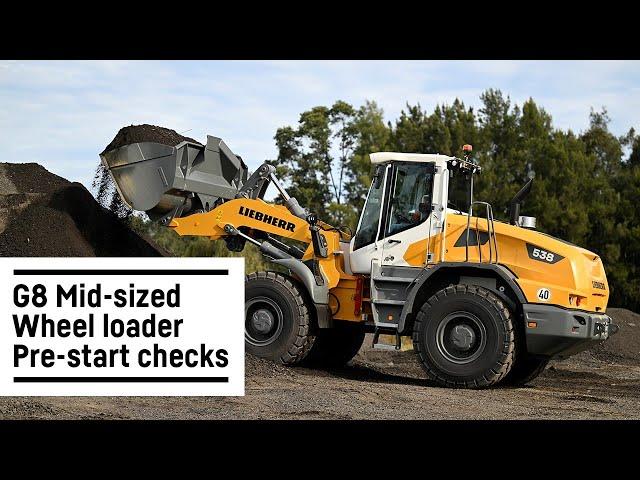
[369,152,455,165]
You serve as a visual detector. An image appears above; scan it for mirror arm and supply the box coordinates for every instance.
[509,178,533,225]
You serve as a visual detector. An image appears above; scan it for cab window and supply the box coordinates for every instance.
[447,169,470,214]
[385,163,434,237]
[353,172,385,250]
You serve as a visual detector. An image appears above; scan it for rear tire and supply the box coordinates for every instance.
[245,271,315,365]
[502,355,549,386]
[413,284,515,388]
[301,321,366,368]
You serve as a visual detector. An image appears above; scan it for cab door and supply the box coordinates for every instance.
[380,162,436,268]
[349,164,390,274]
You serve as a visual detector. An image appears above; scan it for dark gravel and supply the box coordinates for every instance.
[3,331,640,419]
[4,162,70,194]
[101,124,201,154]
[0,163,165,257]
[246,354,294,379]
[589,308,640,364]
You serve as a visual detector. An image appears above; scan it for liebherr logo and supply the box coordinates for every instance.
[238,206,296,232]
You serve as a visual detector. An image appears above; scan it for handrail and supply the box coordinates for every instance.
[465,201,499,264]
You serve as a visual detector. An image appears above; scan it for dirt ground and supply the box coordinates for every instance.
[2,308,638,420]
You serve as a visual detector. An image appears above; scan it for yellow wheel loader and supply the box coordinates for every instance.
[101,136,619,388]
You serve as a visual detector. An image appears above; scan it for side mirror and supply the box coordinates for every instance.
[373,165,385,189]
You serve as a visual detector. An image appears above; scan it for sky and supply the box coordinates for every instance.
[0,60,638,190]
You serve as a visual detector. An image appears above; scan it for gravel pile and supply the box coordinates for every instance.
[101,124,201,154]
[0,162,165,257]
[590,308,640,365]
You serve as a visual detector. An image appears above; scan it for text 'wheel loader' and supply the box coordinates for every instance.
[101,135,619,388]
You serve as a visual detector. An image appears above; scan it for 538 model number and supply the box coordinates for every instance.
[526,243,564,265]
[532,248,554,262]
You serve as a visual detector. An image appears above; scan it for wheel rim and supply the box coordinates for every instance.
[435,311,487,364]
[245,296,284,346]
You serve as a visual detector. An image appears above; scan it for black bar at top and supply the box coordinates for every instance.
[13,269,229,276]
[14,377,229,383]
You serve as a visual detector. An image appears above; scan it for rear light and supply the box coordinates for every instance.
[354,277,363,316]
[569,294,586,307]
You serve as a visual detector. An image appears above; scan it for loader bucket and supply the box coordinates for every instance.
[100,135,248,218]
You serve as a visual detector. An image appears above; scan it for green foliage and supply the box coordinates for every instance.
[344,101,390,221]
[271,100,364,226]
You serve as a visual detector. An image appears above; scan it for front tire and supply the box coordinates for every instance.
[245,271,315,365]
[413,284,515,388]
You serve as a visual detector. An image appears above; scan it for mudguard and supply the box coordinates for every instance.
[397,262,526,334]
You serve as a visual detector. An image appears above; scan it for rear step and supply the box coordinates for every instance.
[372,299,404,306]
[372,327,401,351]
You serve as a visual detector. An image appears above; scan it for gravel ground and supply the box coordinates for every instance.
[1,322,638,420]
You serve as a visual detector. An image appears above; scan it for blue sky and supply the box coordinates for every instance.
[1,60,638,190]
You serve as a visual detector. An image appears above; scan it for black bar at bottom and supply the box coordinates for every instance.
[13,377,229,383]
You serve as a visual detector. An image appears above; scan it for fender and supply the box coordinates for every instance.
[270,257,329,305]
[398,262,526,334]
[270,257,332,329]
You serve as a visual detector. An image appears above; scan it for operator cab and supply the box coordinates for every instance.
[349,152,457,274]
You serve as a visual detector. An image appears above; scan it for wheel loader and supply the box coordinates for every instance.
[100,135,619,388]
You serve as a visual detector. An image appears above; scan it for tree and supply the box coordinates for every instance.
[574,110,622,299]
[329,100,357,205]
[344,101,390,226]
[115,92,633,311]
[272,120,332,219]
[272,101,359,225]
[474,89,522,217]
[607,127,640,310]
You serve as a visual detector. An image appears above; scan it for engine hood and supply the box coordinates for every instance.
[444,214,609,313]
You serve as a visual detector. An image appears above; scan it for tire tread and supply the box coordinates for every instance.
[412,284,515,389]
[246,271,315,365]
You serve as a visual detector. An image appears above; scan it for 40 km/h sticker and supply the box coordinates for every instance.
[537,288,551,302]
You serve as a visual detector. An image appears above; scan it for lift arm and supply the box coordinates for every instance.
[168,162,349,297]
